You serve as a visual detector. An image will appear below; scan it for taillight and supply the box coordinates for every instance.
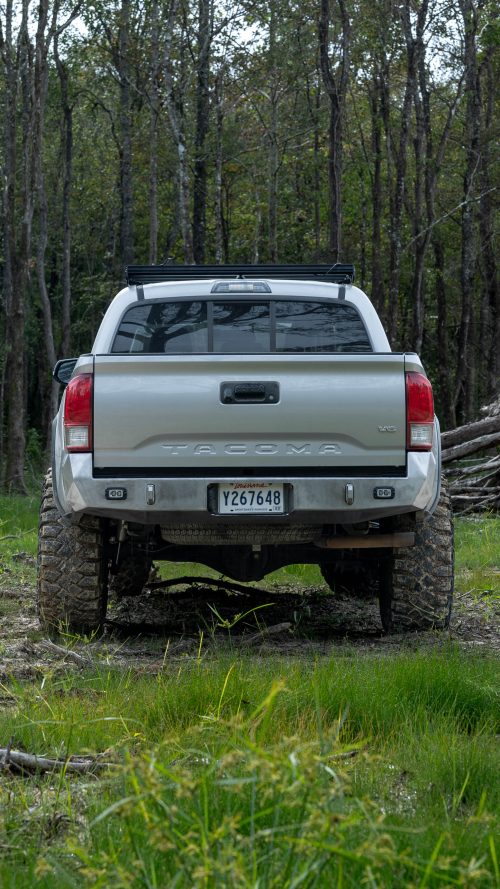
[406,371,434,451]
[64,373,93,452]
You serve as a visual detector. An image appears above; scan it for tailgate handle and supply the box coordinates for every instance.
[221,381,279,404]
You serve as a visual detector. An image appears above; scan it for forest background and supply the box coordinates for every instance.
[0,0,498,493]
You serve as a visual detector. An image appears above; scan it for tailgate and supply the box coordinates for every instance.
[92,354,407,471]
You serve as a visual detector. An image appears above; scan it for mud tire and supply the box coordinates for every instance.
[379,484,454,632]
[37,470,108,634]
[109,556,152,598]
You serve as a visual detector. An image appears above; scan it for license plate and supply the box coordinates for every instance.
[218,482,285,514]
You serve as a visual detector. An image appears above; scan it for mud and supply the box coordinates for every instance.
[0,558,498,680]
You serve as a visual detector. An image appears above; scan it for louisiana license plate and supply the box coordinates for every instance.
[218,482,285,514]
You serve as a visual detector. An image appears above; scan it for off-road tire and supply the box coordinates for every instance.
[109,555,152,598]
[379,484,454,632]
[37,470,108,634]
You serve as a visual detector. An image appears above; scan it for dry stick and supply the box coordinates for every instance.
[242,622,292,646]
[455,493,500,516]
[452,492,500,502]
[0,748,114,774]
[445,456,500,477]
[452,487,500,497]
[449,469,500,490]
[39,639,94,666]
[147,575,274,598]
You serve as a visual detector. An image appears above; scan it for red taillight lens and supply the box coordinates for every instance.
[406,371,434,451]
[64,373,93,452]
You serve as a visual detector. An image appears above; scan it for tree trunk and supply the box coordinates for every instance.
[268,91,279,263]
[386,0,416,347]
[478,47,498,400]
[34,0,59,449]
[454,0,481,424]
[433,235,453,429]
[5,0,35,493]
[192,0,212,264]
[313,81,321,259]
[369,73,383,316]
[163,0,193,263]
[149,0,159,264]
[319,0,350,263]
[1,0,18,482]
[267,1,279,263]
[54,33,73,357]
[119,0,134,265]
[214,68,224,264]
[253,182,262,265]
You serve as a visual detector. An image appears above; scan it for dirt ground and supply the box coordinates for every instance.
[1,558,498,680]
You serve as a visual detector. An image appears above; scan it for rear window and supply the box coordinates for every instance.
[111,300,372,354]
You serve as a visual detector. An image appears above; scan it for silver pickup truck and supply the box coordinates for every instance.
[38,264,453,634]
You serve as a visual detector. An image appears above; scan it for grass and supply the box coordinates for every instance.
[0,650,498,887]
[0,493,499,886]
[454,514,500,601]
[0,492,39,588]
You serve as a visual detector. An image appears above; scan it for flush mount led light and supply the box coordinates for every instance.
[374,487,395,499]
[105,487,127,500]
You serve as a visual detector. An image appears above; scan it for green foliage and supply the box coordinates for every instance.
[0,649,498,887]
[0,0,497,483]
[0,504,499,886]
[455,516,500,602]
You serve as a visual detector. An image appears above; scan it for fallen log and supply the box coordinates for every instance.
[451,490,500,501]
[440,399,500,513]
[441,431,500,464]
[441,414,500,449]
[445,456,500,477]
[454,493,500,515]
[0,747,114,775]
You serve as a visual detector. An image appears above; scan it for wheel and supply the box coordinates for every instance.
[320,560,376,598]
[379,484,454,632]
[37,470,108,634]
[109,554,152,598]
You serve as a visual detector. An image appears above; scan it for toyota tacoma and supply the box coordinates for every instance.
[38,263,454,633]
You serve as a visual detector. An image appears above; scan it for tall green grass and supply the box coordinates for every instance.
[0,494,499,886]
[0,493,38,557]
[0,649,498,887]
[454,515,500,600]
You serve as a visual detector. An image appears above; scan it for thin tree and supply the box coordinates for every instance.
[162,0,194,263]
[454,0,481,424]
[319,0,350,262]
[192,0,213,263]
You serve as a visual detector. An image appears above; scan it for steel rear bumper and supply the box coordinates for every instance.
[53,451,439,526]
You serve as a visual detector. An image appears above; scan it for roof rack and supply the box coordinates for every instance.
[126,263,355,286]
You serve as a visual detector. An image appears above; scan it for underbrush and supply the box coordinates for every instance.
[0,649,499,887]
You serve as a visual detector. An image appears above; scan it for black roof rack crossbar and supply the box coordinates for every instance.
[126,263,355,286]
